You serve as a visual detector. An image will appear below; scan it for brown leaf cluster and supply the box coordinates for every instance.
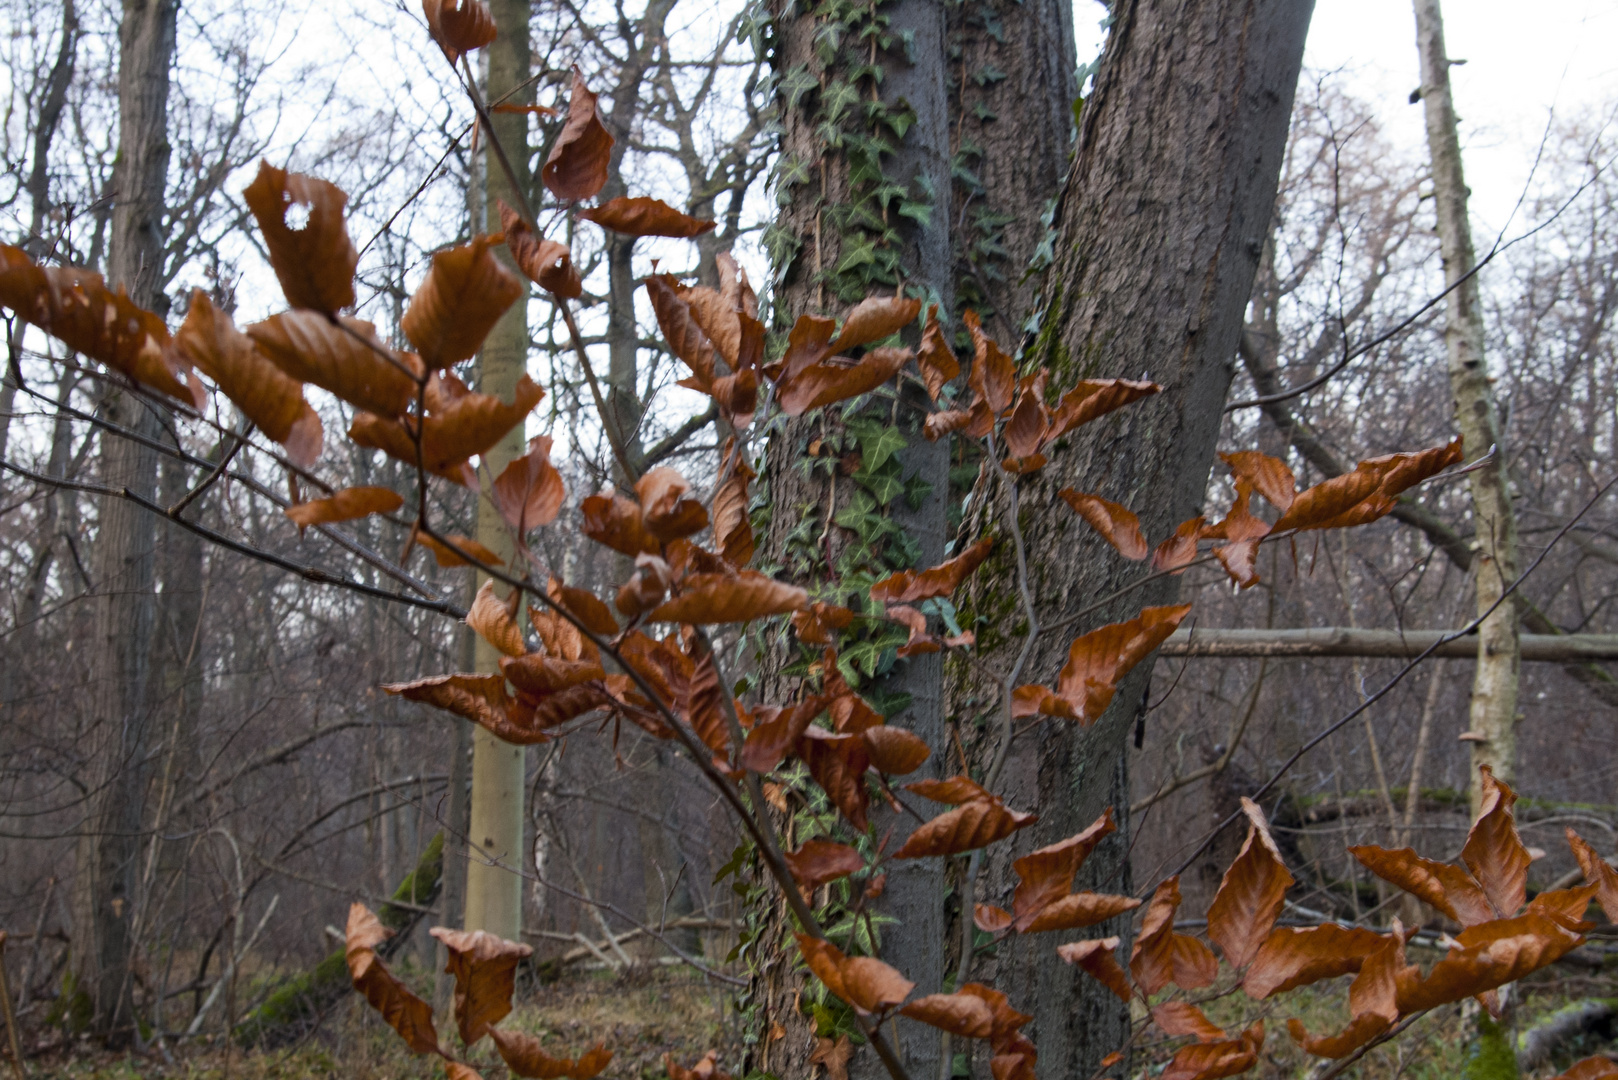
[894,775,1036,859]
[1014,604,1190,724]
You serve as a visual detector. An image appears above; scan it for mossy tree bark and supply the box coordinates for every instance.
[948,3,1313,1078]
[73,0,177,1043]
[465,0,532,942]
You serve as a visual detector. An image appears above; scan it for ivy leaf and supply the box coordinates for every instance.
[904,472,934,511]
[898,199,932,228]
[853,423,908,472]
[855,462,906,507]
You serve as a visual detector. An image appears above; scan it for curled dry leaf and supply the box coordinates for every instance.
[1044,379,1161,443]
[964,310,1016,414]
[1002,387,1049,460]
[414,528,504,568]
[829,295,921,353]
[1214,539,1263,589]
[402,235,524,369]
[1154,1001,1226,1043]
[1460,764,1532,918]
[1061,491,1148,561]
[247,311,420,418]
[901,992,997,1039]
[428,927,532,1044]
[776,347,911,416]
[241,160,357,314]
[739,695,827,773]
[1241,924,1389,998]
[783,839,865,891]
[1553,1058,1618,1080]
[664,1050,731,1080]
[284,486,401,529]
[547,577,620,637]
[1221,451,1296,511]
[906,774,993,805]
[1023,892,1140,934]
[581,196,716,237]
[467,579,525,658]
[499,201,581,299]
[792,602,855,645]
[493,434,565,534]
[862,725,930,775]
[616,553,673,617]
[491,1029,612,1080]
[1566,827,1618,923]
[1347,844,1494,926]
[543,70,614,202]
[923,401,994,442]
[1395,912,1584,1014]
[712,442,756,567]
[1056,937,1132,1003]
[650,571,809,624]
[1206,797,1294,968]
[500,655,605,699]
[385,671,525,732]
[1153,516,1206,573]
[1286,1014,1393,1060]
[1010,810,1117,928]
[893,797,1037,859]
[177,292,323,466]
[1131,877,1218,995]
[916,305,959,400]
[799,729,872,829]
[1525,883,1599,932]
[346,903,439,1055]
[974,904,1013,933]
[810,1036,854,1080]
[350,375,544,480]
[1159,1022,1263,1080]
[871,538,995,604]
[635,467,709,542]
[1018,604,1192,723]
[421,0,496,60]
[580,493,661,556]
[0,247,199,406]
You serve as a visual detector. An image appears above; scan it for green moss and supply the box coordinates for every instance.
[48,969,93,1031]
[1462,1011,1519,1080]
[234,831,444,1046]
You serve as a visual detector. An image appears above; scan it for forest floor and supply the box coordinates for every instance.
[11,953,1618,1079]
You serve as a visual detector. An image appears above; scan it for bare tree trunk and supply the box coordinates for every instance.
[464,0,531,942]
[950,3,1313,1078]
[71,0,176,1043]
[1412,0,1520,811]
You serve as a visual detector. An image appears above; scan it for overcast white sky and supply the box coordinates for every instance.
[1077,0,1618,236]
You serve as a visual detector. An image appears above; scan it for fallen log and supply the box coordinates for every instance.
[1161,628,1618,661]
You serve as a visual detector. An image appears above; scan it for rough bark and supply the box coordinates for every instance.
[71,0,177,1042]
[464,0,532,941]
[1412,0,1521,813]
[753,2,953,1078]
[948,3,1313,1077]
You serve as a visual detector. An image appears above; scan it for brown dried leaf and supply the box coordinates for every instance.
[500,655,605,700]
[1153,516,1205,573]
[964,310,1016,413]
[974,904,1013,933]
[829,295,921,353]
[1010,810,1117,927]
[1553,1058,1618,1080]
[346,903,439,1055]
[1154,1001,1225,1043]
[892,798,1037,859]
[493,434,565,534]
[901,993,996,1039]
[862,725,930,775]
[247,311,419,418]
[783,840,865,891]
[664,1050,731,1080]
[580,493,660,556]
[1052,604,1192,723]
[468,579,525,657]
[870,538,994,604]
[1461,765,1532,918]
[581,196,716,237]
[402,235,523,369]
[840,956,915,1014]
[1023,892,1141,934]
[650,571,808,624]
[922,402,994,442]
[635,466,710,543]
[428,927,532,1044]
[491,1029,612,1080]
[792,602,855,646]
[738,695,827,773]
[712,443,756,567]
[799,729,872,830]
[615,553,673,618]
[1159,1023,1263,1080]
[776,347,911,416]
[1060,491,1148,561]
[1220,451,1296,511]
[916,305,959,400]
[542,70,614,201]
[1055,937,1132,1003]
[1526,883,1599,932]
[1287,1013,1392,1060]
[1044,379,1160,443]
[905,775,993,805]
[241,161,357,313]
[795,933,849,1002]
[1567,828,1618,923]
[1242,924,1390,998]
[1131,877,1218,995]
[546,577,619,637]
[177,292,322,466]
[1003,386,1049,460]
[1395,912,1584,1013]
[1214,539,1263,589]
[1271,462,1389,532]
[1370,438,1465,498]
[421,0,496,60]
[1207,797,1295,968]
[500,201,581,299]
[810,1036,854,1080]
[1347,845,1494,926]
[285,486,401,529]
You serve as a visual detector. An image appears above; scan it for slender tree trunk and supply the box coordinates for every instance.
[1412,0,1520,811]
[464,0,531,942]
[72,0,177,1043]
[949,3,1313,1078]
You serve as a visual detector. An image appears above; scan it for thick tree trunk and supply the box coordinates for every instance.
[464,0,532,941]
[1412,0,1520,813]
[72,0,176,1042]
[949,2,1313,1077]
